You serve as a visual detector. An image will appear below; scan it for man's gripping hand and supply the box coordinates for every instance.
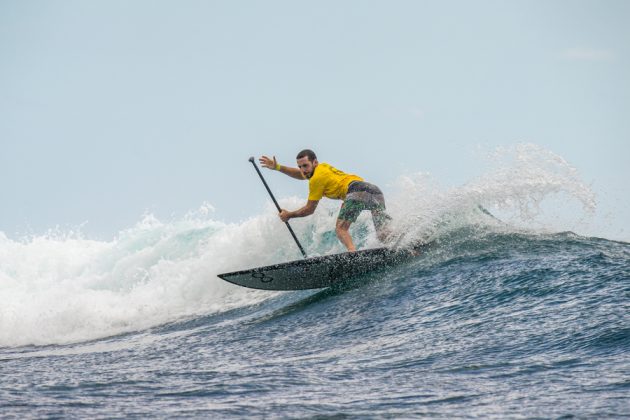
[279,209,291,223]
[259,155,279,170]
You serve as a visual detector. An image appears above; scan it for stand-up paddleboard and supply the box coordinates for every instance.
[217,244,428,291]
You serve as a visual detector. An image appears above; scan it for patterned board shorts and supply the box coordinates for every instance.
[338,181,392,230]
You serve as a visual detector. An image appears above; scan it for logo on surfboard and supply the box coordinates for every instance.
[251,272,274,283]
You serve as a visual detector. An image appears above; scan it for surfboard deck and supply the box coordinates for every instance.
[217,244,428,291]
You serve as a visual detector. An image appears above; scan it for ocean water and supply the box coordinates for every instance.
[1,145,629,418]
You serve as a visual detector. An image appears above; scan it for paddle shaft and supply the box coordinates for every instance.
[248,157,307,258]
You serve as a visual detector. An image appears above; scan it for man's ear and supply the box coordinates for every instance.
[313,159,319,166]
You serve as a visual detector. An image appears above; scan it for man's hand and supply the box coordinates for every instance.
[259,155,277,170]
[279,209,291,223]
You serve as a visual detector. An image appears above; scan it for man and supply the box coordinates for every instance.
[259,149,391,252]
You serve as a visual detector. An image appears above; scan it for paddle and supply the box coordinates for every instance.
[248,157,308,258]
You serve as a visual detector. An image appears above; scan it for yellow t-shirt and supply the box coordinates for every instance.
[308,162,363,201]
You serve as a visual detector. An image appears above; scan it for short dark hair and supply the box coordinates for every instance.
[296,149,317,162]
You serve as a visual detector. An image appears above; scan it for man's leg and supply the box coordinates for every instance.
[371,208,392,244]
[335,219,356,252]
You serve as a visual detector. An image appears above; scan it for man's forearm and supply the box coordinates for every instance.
[288,205,315,218]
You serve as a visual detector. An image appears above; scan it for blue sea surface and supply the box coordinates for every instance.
[2,227,629,418]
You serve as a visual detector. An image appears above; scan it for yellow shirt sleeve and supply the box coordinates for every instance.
[308,175,325,201]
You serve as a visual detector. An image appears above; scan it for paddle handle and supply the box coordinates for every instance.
[249,157,308,258]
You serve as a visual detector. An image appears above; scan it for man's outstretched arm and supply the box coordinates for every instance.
[259,155,304,180]
[279,200,319,222]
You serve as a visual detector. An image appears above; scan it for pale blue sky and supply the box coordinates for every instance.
[1,0,628,239]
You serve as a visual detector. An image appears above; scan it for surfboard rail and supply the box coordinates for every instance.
[217,246,423,291]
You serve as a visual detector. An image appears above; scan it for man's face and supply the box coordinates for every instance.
[297,156,318,179]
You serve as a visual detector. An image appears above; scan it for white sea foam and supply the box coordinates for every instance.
[386,143,596,246]
[0,144,596,347]
[0,206,310,347]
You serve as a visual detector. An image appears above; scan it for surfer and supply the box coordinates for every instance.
[259,150,391,252]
